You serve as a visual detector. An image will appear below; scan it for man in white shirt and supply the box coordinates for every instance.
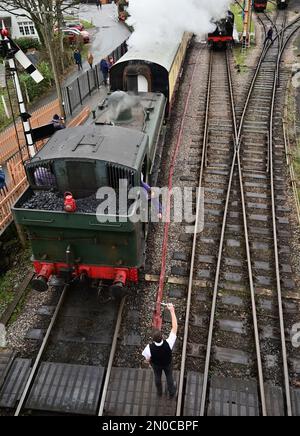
[142,303,177,397]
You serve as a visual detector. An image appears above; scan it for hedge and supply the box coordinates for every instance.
[19,61,54,102]
[14,37,41,52]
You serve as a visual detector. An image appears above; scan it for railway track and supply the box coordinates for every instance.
[0,282,126,416]
[161,11,300,416]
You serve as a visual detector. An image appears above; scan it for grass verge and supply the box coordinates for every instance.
[0,247,32,319]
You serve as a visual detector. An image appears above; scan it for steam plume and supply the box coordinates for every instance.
[127,0,231,48]
[108,91,139,122]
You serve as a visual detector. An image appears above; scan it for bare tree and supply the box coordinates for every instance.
[0,0,81,116]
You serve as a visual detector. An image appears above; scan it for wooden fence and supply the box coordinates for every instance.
[0,106,90,234]
[0,99,61,165]
[0,155,27,232]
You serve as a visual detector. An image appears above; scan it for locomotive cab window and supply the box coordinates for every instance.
[27,161,57,190]
[137,75,149,92]
[66,161,98,197]
[141,155,148,184]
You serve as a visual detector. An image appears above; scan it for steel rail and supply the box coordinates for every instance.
[236,149,267,416]
[199,11,289,416]
[0,271,35,326]
[176,50,213,416]
[199,51,239,417]
[199,41,271,415]
[14,285,68,416]
[234,10,288,417]
[98,296,127,416]
[237,10,291,138]
[237,43,269,139]
[266,16,300,418]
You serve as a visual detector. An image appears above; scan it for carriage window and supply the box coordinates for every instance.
[138,75,148,92]
[141,156,148,183]
[126,73,138,93]
[27,161,57,189]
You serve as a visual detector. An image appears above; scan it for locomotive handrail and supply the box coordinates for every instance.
[88,221,122,228]
[22,218,55,224]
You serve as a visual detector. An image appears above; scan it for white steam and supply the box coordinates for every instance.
[127,0,231,48]
[108,91,139,121]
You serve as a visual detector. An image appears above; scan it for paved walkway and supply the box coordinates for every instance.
[29,3,130,116]
[64,3,130,87]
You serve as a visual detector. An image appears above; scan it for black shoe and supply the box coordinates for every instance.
[169,382,177,398]
[156,385,163,397]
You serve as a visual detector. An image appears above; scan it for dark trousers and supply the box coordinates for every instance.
[102,72,108,85]
[151,363,176,396]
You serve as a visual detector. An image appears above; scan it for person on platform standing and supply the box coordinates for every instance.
[100,58,110,85]
[142,303,177,398]
[96,0,102,10]
[52,114,66,130]
[0,166,6,190]
[108,55,114,68]
[74,49,83,71]
[87,52,94,69]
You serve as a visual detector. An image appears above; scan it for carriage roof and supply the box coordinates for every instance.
[112,38,183,73]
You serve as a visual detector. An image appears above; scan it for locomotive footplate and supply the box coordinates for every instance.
[25,362,105,415]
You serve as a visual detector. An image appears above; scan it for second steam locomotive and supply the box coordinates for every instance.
[207,10,234,49]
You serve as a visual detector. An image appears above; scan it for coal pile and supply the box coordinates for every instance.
[21,191,101,214]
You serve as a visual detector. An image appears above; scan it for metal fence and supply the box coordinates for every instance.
[63,40,127,116]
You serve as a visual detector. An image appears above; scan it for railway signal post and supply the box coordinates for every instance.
[0,22,43,158]
[242,0,253,49]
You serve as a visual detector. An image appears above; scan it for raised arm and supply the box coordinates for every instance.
[167,303,178,335]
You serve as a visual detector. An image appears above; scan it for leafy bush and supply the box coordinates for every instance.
[19,61,54,102]
[14,37,41,52]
